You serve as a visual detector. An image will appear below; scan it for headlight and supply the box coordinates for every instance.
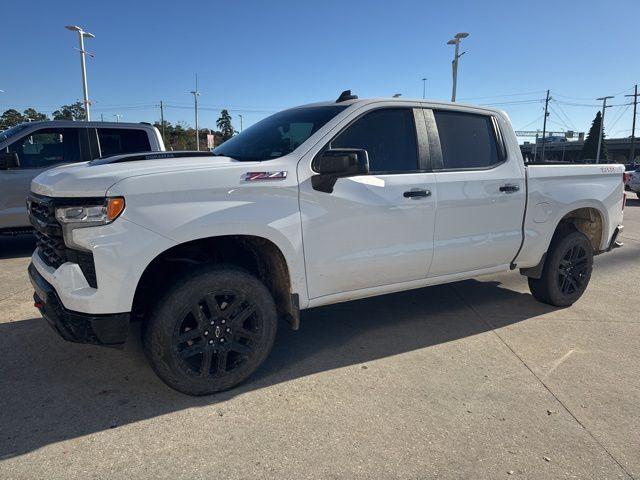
[55,197,125,226]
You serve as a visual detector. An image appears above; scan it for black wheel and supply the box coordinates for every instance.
[528,227,593,307]
[636,192,640,200]
[143,265,277,395]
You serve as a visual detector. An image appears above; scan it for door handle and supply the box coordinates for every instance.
[403,189,431,199]
[499,184,520,193]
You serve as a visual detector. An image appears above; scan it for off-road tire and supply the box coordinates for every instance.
[528,227,593,307]
[143,264,277,395]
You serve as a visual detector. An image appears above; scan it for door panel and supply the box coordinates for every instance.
[426,109,525,276]
[300,173,437,298]
[299,106,437,299]
[429,168,524,276]
[0,169,42,228]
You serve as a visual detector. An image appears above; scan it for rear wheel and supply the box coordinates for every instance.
[636,192,640,200]
[144,265,277,395]
[528,227,593,307]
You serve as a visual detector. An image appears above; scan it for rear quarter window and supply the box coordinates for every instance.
[98,128,151,157]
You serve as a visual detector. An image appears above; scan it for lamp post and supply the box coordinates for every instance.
[113,114,122,123]
[422,78,427,99]
[190,74,200,151]
[447,32,469,102]
[238,114,243,132]
[65,25,94,121]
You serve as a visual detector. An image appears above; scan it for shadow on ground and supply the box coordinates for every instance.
[0,234,36,260]
[0,278,555,459]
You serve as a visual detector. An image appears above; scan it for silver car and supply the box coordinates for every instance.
[0,121,164,234]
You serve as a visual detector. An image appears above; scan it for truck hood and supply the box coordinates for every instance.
[31,156,244,197]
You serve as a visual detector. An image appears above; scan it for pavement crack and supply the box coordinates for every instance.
[451,284,635,480]
[0,287,31,305]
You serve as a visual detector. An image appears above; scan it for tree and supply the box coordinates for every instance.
[0,109,25,128]
[216,109,236,142]
[52,102,86,121]
[22,108,49,122]
[581,111,608,161]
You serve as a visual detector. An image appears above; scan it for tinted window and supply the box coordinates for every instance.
[8,128,80,168]
[434,111,500,169]
[331,108,418,173]
[98,128,151,157]
[213,106,346,161]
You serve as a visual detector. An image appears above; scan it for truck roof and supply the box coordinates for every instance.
[13,120,157,129]
[295,97,506,117]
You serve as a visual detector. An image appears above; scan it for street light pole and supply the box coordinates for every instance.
[596,96,614,163]
[65,25,94,121]
[113,114,121,123]
[625,85,638,164]
[190,74,200,151]
[238,114,243,132]
[447,32,469,102]
[422,78,427,99]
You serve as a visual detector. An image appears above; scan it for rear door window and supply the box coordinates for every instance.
[97,128,151,157]
[434,111,501,169]
[8,128,81,168]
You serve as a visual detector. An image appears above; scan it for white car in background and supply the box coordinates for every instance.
[628,168,640,198]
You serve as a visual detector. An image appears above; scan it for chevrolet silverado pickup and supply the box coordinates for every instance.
[27,92,625,395]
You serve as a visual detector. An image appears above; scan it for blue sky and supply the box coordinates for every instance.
[2,0,639,141]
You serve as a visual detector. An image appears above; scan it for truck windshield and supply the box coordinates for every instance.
[213,105,347,161]
[0,124,30,144]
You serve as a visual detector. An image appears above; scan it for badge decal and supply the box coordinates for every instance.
[244,171,288,181]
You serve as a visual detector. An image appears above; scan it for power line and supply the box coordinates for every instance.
[518,114,545,130]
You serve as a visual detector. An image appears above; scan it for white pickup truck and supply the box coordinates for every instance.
[28,92,625,395]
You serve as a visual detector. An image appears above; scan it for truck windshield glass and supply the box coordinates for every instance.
[213,106,346,161]
[0,124,30,144]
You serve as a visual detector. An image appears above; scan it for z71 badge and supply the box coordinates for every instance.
[243,171,288,181]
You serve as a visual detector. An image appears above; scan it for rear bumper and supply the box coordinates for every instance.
[605,225,624,252]
[28,262,129,346]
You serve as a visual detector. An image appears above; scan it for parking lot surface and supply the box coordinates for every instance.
[0,199,639,480]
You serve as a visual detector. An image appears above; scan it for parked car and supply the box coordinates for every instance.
[627,168,640,198]
[27,92,625,395]
[0,121,164,234]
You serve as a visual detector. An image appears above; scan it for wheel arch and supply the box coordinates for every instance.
[132,235,301,329]
[521,203,607,279]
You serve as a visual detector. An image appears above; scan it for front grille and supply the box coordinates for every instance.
[28,194,98,288]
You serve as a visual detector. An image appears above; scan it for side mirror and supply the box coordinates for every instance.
[0,152,20,170]
[311,148,369,193]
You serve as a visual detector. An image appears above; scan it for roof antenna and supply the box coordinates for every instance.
[336,90,358,103]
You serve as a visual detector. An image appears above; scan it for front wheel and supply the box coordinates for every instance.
[528,228,593,307]
[143,265,278,395]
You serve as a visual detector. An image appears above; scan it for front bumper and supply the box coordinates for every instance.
[29,262,130,346]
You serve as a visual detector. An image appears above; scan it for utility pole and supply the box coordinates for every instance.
[447,32,469,102]
[238,114,243,132]
[625,85,638,164]
[541,90,551,162]
[422,78,427,99]
[596,96,614,163]
[100,113,104,122]
[190,75,200,151]
[159,100,165,144]
[65,25,95,121]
